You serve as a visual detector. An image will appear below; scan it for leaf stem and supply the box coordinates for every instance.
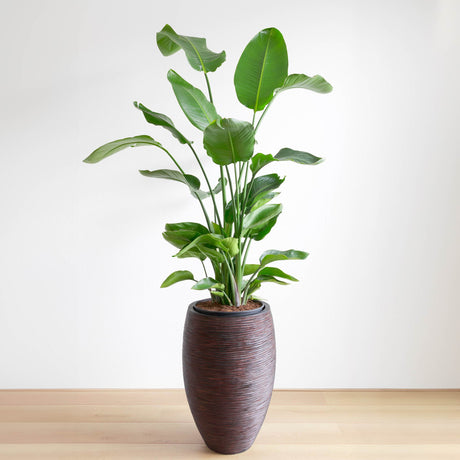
[254,97,276,134]
[204,72,213,103]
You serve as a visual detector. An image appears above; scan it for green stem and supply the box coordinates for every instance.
[254,97,275,134]
[204,72,213,103]
[220,166,227,224]
[188,143,223,231]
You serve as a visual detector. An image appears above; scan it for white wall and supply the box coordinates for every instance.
[1,0,459,389]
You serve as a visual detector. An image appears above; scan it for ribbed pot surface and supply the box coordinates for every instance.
[183,300,276,454]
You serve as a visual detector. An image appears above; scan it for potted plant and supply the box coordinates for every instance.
[84,24,332,454]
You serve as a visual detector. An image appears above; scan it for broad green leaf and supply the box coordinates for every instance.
[246,213,280,241]
[234,28,288,111]
[139,169,200,191]
[250,192,280,212]
[276,73,333,94]
[243,203,282,233]
[162,222,209,255]
[259,249,308,267]
[192,277,225,290]
[161,270,195,288]
[246,174,284,209]
[243,264,260,276]
[220,237,239,257]
[176,233,238,260]
[258,267,298,281]
[250,153,276,174]
[133,102,189,144]
[256,274,288,285]
[165,222,209,233]
[167,70,219,131]
[157,24,226,72]
[83,135,161,163]
[275,148,323,165]
[203,118,255,165]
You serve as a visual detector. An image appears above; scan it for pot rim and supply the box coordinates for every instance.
[190,299,268,317]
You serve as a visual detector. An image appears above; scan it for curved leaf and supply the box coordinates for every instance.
[234,28,288,111]
[246,174,284,209]
[243,203,282,233]
[176,233,239,259]
[203,118,255,165]
[83,135,161,163]
[162,222,209,256]
[133,102,189,144]
[275,148,323,165]
[259,249,308,267]
[250,153,276,174]
[167,70,219,130]
[246,213,280,241]
[276,73,333,94]
[192,277,225,290]
[243,264,259,276]
[157,24,226,73]
[256,274,288,285]
[161,270,195,288]
[258,267,298,281]
[250,191,280,212]
[139,169,200,191]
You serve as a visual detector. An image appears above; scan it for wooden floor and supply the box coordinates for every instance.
[0,390,459,459]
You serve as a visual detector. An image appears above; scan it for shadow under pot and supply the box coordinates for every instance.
[182,299,276,455]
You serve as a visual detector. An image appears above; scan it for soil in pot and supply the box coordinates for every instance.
[195,299,262,313]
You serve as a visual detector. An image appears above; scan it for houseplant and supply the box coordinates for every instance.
[84,25,332,454]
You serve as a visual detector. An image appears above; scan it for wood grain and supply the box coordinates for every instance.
[0,390,459,459]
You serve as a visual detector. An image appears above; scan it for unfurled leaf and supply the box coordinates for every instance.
[234,28,288,111]
[275,148,323,165]
[243,264,260,276]
[256,275,288,285]
[259,249,308,267]
[246,213,280,241]
[203,118,255,165]
[243,203,282,233]
[175,233,238,262]
[139,169,200,191]
[250,153,276,174]
[83,135,162,163]
[276,73,333,94]
[258,267,298,281]
[157,24,226,73]
[167,70,219,130]
[245,174,284,209]
[133,102,189,144]
[192,277,225,290]
[250,192,280,212]
[161,270,195,288]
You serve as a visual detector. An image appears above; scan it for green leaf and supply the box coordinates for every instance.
[83,135,161,163]
[133,102,189,144]
[162,222,209,253]
[256,275,288,285]
[167,70,219,130]
[192,277,225,290]
[275,148,323,165]
[243,264,260,276]
[247,280,262,296]
[246,174,284,209]
[161,270,195,288]
[157,24,226,73]
[220,237,239,257]
[259,249,308,267]
[234,28,288,111]
[276,73,333,94]
[165,222,209,233]
[203,118,255,165]
[243,203,282,233]
[250,153,276,174]
[175,233,237,262]
[139,169,200,191]
[250,191,280,212]
[258,267,298,281]
[247,213,280,241]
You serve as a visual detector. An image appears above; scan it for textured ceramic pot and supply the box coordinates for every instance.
[183,300,276,454]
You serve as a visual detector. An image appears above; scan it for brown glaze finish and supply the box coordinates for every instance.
[183,300,276,455]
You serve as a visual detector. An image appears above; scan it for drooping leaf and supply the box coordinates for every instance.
[234,27,288,111]
[275,148,323,165]
[259,249,308,267]
[133,102,189,144]
[167,70,219,130]
[243,203,282,233]
[276,73,333,95]
[258,267,298,281]
[192,277,225,290]
[250,153,276,174]
[83,135,162,163]
[161,270,195,288]
[157,24,226,73]
[203,118,255,165]
[256,274,288,285]
[139,169,200,192]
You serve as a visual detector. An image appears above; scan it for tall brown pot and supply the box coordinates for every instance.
[183,300,276,454]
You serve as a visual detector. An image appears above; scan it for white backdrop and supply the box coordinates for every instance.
[1,0,459,389]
